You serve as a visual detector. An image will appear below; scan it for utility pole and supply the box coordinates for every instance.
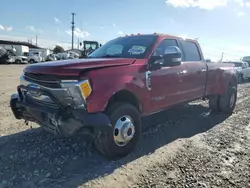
[36,35,37,46]
[220,52,224,62]
[77,39,80,49]
[71,12,76,49]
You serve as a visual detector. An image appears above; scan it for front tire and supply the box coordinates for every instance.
[29,59,35,64]
[15,60,21,64]
[94,102,142,159]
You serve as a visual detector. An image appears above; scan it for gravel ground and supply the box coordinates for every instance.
[0,65,249,188]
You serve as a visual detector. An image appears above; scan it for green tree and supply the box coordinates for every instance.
[53,45,64,53]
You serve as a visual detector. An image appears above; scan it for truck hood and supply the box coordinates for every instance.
[24,58,136,75]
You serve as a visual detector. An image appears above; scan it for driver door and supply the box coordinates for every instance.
[148,38,186,112]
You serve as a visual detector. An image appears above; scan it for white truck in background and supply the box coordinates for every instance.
[56,51,79,60]
[23,51,43,63]
[29,48,50,62]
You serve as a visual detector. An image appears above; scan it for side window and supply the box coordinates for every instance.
[152,39,178,56]
[181,40,201,61]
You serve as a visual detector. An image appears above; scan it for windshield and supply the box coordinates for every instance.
[88,35,157,59]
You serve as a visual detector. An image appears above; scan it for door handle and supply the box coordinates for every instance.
[178,70,187,75]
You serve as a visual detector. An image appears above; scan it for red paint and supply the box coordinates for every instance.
[24,34,236,115]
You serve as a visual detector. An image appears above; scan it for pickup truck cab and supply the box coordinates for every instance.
[10,34,238,159]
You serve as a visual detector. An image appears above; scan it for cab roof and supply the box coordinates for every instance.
[119,33,198,42]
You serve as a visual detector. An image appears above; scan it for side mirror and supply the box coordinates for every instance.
[148,55,163,70]
[162,46,182,66]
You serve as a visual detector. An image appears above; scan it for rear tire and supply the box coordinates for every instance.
[94,102,142,159]
[209,95,220,112]
[209,84,237,114]
[218,86,237,114]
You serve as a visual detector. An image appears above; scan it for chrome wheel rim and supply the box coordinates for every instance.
[113,115,135,147]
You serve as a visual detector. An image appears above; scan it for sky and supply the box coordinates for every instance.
[1,0,250,61]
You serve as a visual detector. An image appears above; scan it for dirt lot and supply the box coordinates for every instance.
[0,65,250,188]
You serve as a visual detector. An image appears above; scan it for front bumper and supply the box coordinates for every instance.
[10,85,111,136]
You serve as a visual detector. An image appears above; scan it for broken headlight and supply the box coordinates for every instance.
[60,79,92,109]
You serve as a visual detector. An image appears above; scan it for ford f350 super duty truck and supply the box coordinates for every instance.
[10,34,238,159]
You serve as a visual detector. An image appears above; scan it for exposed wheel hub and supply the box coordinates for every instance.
[113,115,135,147]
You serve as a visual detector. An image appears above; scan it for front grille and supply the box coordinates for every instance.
[24,73,60,81]
[24,73,61,88]
[24,76,61,88]
[23,72,79,88]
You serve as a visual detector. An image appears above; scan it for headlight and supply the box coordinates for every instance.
[60,79,92,109]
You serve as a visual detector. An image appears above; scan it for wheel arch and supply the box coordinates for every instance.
[228,74,238,88]
[105,89,142,113]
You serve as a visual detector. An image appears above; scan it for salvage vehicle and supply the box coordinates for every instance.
[10,34,238,159]
[0,48,15,64]
[5,49,28,64]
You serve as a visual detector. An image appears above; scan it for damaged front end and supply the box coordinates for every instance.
[10,74,111,136]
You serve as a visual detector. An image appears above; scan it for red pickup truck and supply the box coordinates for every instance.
[10,34,238,159]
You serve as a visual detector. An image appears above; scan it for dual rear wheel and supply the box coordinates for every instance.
[209,84,237,114]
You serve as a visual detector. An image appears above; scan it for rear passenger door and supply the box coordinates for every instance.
[178,39,207,102]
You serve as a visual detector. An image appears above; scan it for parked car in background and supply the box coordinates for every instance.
[46,54,57,61]
[0,48,15,64]
[10,34,238,159]
[56,51,79,60]
[242,56,250,65]
[223,61,250,83]
[5,49,28,64]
